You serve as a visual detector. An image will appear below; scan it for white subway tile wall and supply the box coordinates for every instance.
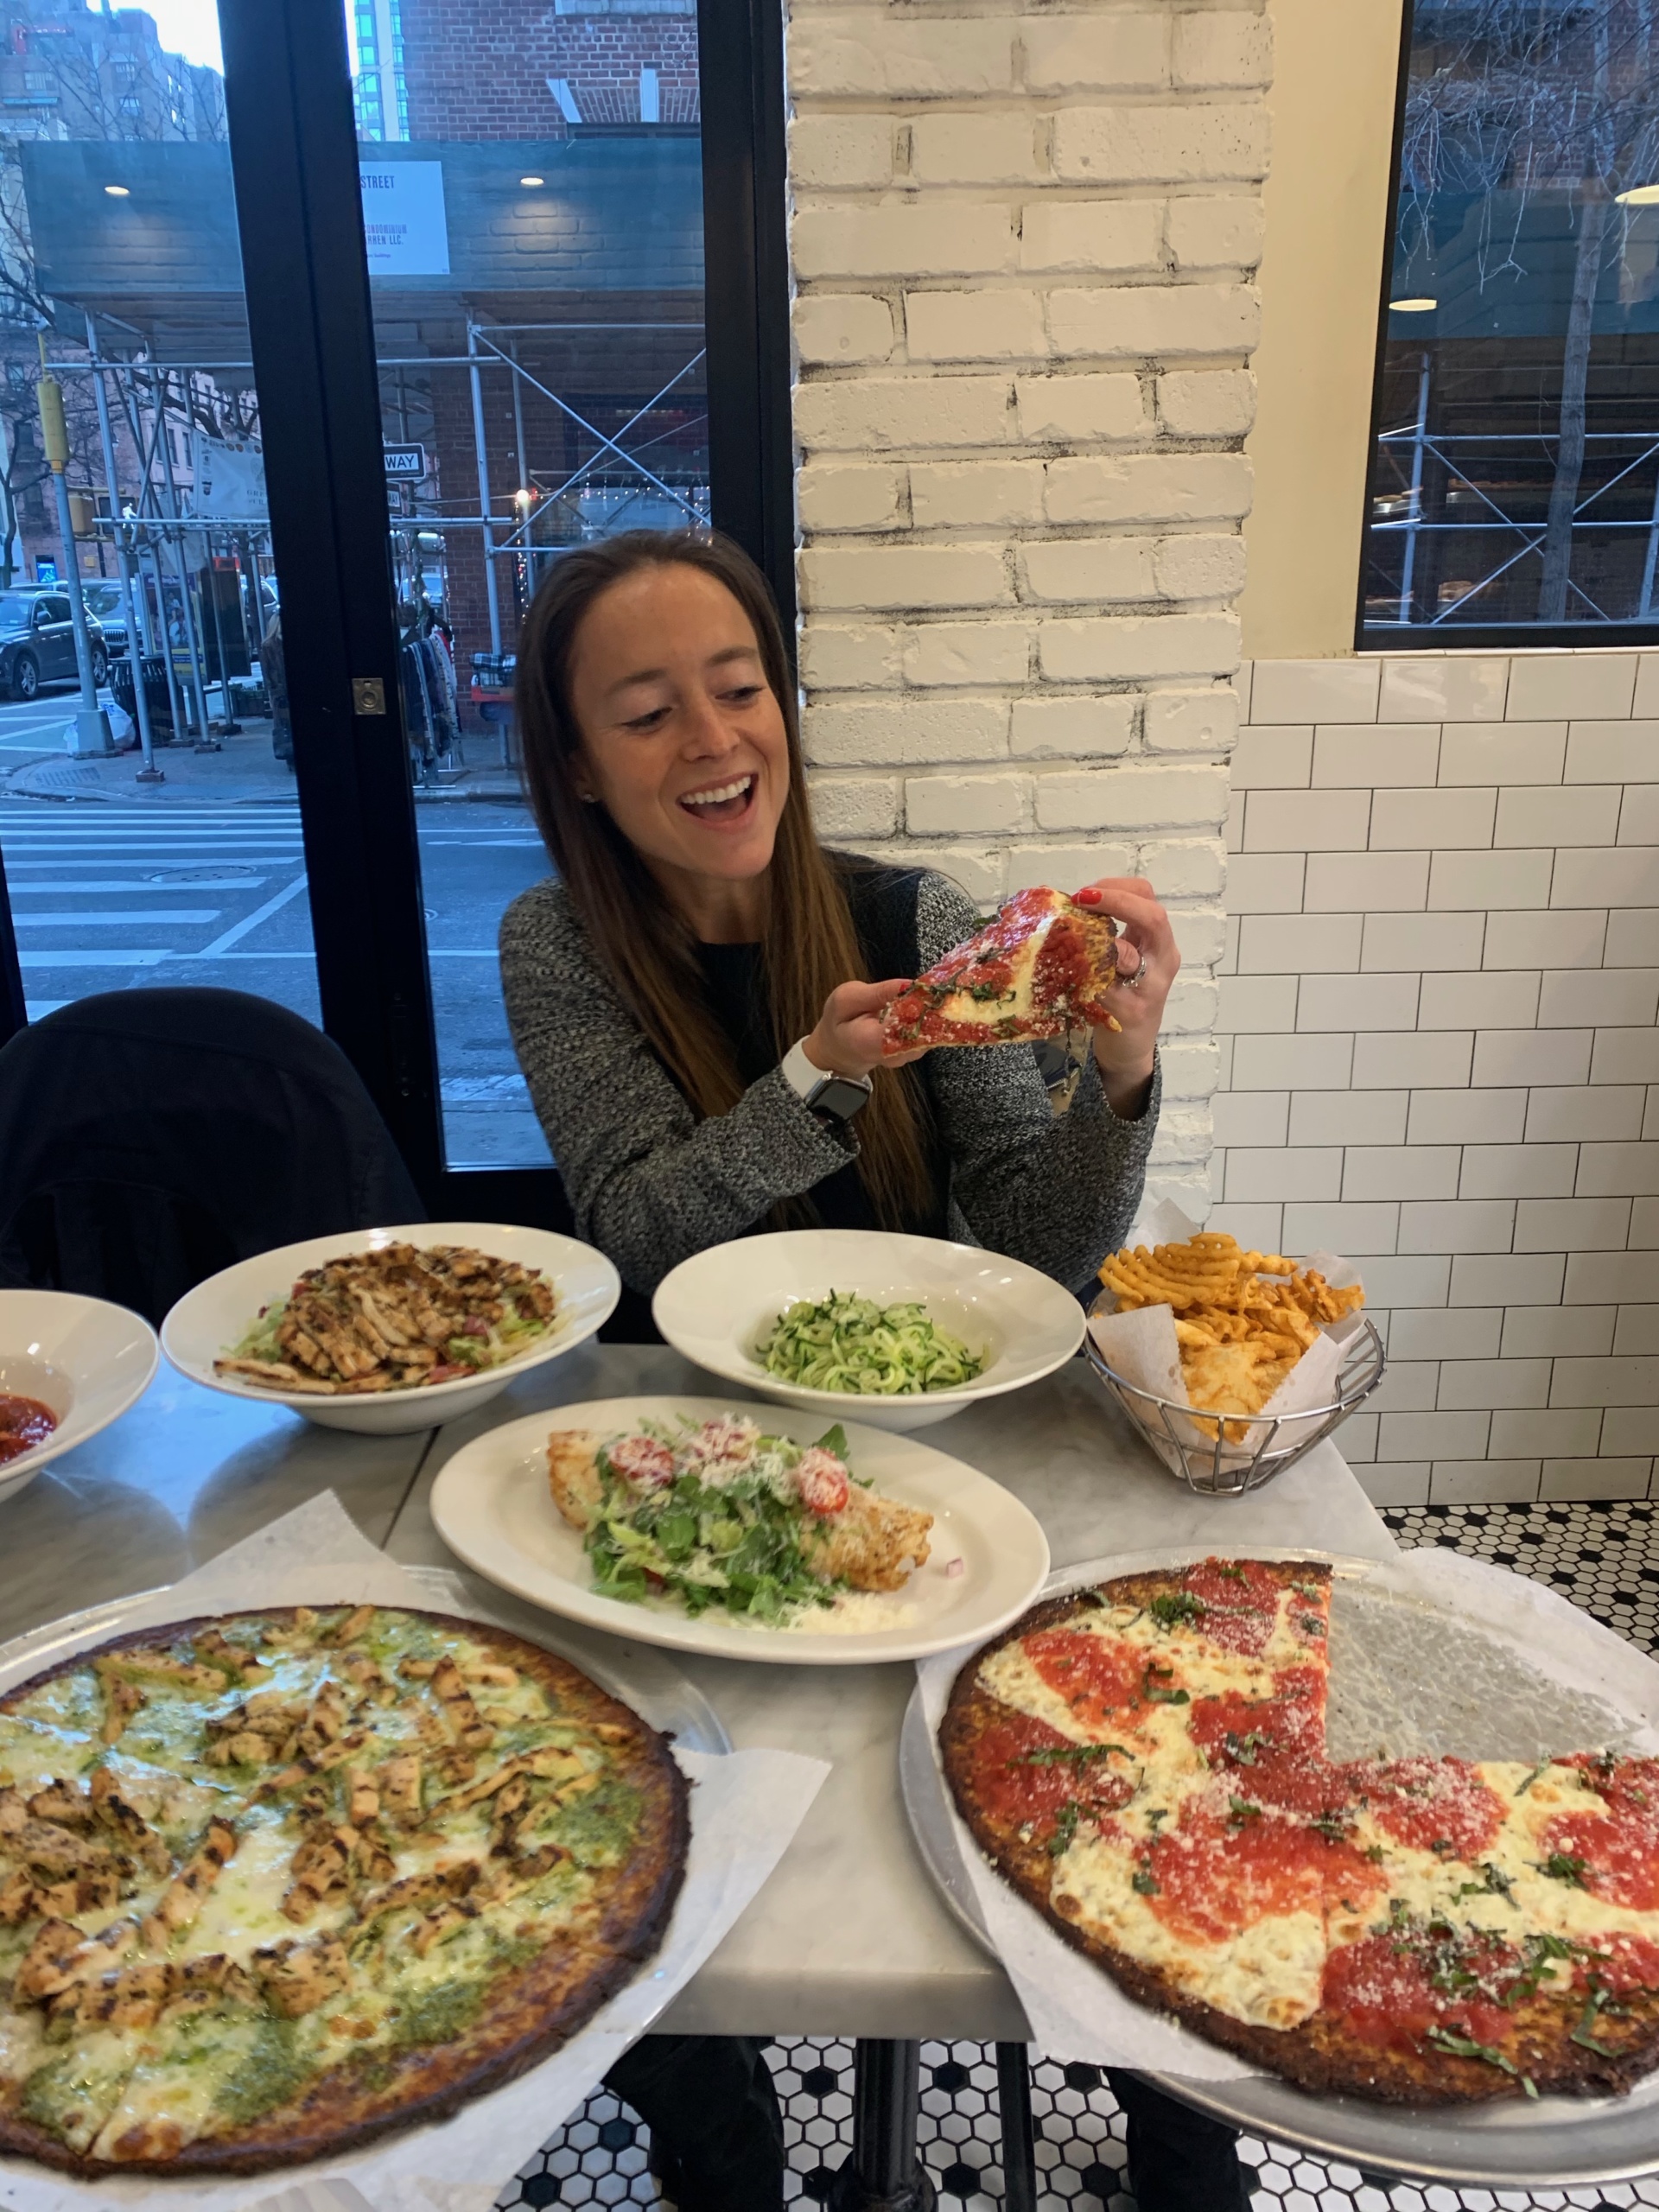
[1217,652,1659,1510]
[788,0,1264,1206]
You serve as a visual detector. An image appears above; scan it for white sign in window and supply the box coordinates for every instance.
[359,160,450,278]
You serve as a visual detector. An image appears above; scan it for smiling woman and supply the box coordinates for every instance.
[498,529,1178,1303]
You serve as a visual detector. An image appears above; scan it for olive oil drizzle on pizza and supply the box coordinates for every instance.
[951,1560,1659,2102]
[0,1605,647,2166]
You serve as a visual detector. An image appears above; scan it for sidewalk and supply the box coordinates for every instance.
[0,720,524,805]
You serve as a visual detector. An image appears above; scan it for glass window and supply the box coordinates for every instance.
[1361,0,1659,642]
[349,0,708,1168]
[0,4,320,1033]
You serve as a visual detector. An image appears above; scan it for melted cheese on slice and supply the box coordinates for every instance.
[1052,1827,1325,2030]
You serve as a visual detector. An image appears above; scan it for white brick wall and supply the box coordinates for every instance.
[787,0,1268,1198]
[1214,652,1659,1512]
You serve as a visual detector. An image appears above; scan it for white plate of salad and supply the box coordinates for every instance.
[652,1229,1087,1433]
[162,1224,620,1434]
[428,1395,1052,1664]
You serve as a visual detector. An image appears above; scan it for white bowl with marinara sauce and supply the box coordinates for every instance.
[0,1289,158,1496]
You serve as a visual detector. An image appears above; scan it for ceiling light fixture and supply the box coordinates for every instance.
[104,184,130,198]
[1389,296,1437,311]
[1617,182,1659,205]
[519,174,545,187]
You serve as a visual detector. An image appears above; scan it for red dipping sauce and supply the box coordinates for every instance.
[0,1393,56,1465]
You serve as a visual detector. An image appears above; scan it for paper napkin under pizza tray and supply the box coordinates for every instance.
[0,1493,828,2212]
[916,1548,1659,2082]
[1087,1199,1370,1481]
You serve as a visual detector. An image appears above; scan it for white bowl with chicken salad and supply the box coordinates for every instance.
[162,1223,620,1433]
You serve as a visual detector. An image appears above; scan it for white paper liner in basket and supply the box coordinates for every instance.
[0,1493,828,2212]
[1085,1200,1369,1481]
[915,1547,1659,2082]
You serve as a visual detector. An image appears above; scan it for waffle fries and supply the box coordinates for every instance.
[1098,1232,1365,1439]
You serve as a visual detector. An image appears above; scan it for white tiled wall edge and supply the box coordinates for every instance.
[1213,649,1659,1510]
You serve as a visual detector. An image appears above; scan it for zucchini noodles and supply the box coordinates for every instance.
[755,1291,986,1396]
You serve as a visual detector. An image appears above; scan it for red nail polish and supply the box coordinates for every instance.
[1076,886,1101,904]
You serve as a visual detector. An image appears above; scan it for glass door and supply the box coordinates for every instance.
[0,5,322,1035]
[349,0,710,1169]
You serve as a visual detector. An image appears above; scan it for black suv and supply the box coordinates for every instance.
[0,588,107,701]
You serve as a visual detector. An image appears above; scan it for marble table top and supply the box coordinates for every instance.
[0,1341,1397,2043]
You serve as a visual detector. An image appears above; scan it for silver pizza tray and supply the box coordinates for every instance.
[0,1564,731,1758]
[900,1547,1659,2189]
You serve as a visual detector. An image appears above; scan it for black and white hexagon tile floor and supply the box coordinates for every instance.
[495,1500,1659,2212]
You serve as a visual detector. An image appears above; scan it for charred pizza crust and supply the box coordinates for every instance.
[940,1565,1659,2106]
[0,1606,690,2177]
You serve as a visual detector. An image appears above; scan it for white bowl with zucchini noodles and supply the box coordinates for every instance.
[652,1229,1086,1433]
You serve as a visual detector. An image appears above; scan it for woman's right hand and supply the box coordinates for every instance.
[803,980,926,1079]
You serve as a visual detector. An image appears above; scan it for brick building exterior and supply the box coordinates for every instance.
[397,0,698,139]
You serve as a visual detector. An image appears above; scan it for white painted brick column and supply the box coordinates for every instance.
[785,0,1270,1207]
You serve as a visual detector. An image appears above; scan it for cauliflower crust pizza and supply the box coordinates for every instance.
[942,1559,1659,2104]
[0,1604,688,2176]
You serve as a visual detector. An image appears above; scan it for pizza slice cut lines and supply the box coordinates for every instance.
[0,1603,688,2176]
[942,1558,1659,2103]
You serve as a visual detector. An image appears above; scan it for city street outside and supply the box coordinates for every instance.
[0,690,554,1169]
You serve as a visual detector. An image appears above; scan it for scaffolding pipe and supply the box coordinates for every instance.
[467,322,503,657]
[85,315,160,781]
[1397,352,1431,627]
[151,369,214,746]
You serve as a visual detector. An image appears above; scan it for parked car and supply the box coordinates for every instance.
[0,588,107,700]
[79,582,130,660]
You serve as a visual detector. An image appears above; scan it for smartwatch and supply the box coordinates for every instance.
[782,1038,873,1125]
[802,1068,874,1124]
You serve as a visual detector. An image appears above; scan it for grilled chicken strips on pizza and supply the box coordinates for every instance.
[0,1605,685,2176]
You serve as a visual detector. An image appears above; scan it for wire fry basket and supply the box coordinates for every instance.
[1083,1297,1387,1497]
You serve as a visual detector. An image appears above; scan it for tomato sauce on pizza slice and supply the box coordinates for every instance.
[880,887,1119,1050]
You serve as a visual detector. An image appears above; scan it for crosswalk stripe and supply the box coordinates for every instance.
[12,911,221,925]
[8,879,270,893]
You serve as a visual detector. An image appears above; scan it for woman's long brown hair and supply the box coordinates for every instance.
[515,529,934,1229]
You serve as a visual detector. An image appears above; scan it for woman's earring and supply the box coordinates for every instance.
[577,791,599,805]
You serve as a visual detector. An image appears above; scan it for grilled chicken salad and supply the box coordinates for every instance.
[217,1243,557,1396]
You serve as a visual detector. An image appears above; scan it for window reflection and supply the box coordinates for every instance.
[351,0,708,1167]
[1363,0,1659,638]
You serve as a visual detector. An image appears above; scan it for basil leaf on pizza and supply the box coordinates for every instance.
[942,1558,1659,2103]
[0,1605,687,2175]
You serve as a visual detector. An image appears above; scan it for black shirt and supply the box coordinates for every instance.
[691,938,883,1231]
[690,859,953,1236]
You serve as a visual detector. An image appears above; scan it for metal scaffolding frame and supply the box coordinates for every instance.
[49,311,711,682]
[1370,347,1659,628]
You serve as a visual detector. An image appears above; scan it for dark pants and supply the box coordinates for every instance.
[605,2037,1247,2211]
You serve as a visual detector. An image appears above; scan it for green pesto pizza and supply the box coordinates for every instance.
[0,1602,687,2175]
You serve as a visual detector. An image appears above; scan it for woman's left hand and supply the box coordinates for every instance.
[1075,877,1179,1116]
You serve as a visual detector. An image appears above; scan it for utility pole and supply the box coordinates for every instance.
[36,349,111,759]
[85,313,160,782]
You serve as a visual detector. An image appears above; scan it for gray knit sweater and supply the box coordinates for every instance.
[499,868,1160,1299]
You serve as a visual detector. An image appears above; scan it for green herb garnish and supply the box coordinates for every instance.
[1424,2027,1538,2097]
[1149,1591,1206,1630]
[1537,1852,1589,1887]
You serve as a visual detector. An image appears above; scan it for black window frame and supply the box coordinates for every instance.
[0,0,794,1243]
[1356,0,1659,654]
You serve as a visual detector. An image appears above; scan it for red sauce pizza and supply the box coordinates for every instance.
[941,1559,1659,2103]
[880,887,1120,1051]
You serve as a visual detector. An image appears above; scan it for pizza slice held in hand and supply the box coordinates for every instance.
[881,886,1121,1051]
